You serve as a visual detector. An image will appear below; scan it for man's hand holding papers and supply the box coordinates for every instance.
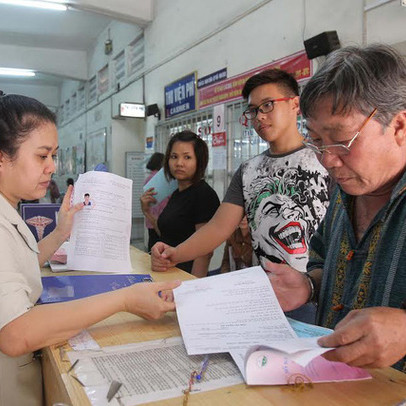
[173,267,371,385]
[263,261,312,311]
[318,306,406,369]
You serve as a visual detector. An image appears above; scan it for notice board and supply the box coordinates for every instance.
[125,151,151,218]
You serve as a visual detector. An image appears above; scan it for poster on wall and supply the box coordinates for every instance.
[212,131,227,170]
[197,68,227,89]
[164,72,197,119]
[86,128,107,171]
[146,136,154,150]
[126,152,149,218]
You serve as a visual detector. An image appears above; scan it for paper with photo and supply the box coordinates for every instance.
[67,171,132,273]
[143,167,177,204]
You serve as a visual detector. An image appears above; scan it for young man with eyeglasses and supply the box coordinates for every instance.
[151,69,330,323]
[268,44,406,373]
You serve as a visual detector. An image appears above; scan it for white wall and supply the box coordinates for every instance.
[111,76,144,116]
[0,82,59,110]
[143,0,364,137]
[70,0,153,25]
[60,80,84,107]
[58,19,145,175]
[59,0,406,156]
[110,118,145,177]
[87,20,142,81]
[366,1,406,46]
[0,43,87,80]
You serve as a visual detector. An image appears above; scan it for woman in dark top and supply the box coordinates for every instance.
[142,130,219,276]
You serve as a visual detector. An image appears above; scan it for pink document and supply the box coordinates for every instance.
[246,350,371,385]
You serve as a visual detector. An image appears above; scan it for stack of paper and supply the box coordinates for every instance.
[173,267,371,385]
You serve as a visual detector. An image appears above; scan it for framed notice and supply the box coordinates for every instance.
[126,151,150,218]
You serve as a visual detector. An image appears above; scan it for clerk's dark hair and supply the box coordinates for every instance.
[242,68,299,99]
[164,130,209,184]
[0,93,56,160]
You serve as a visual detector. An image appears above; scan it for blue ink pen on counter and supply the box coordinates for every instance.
[196,355,209,381]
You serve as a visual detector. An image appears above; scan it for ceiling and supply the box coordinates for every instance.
[0,5,112,51]
[0,0,152,91]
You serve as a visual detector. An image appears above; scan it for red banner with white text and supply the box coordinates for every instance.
[198,50,312,109]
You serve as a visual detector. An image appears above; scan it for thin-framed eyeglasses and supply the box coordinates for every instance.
[242,97,295,120]
[302,108,378,157]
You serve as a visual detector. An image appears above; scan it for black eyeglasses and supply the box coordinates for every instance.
[242,97,295,120]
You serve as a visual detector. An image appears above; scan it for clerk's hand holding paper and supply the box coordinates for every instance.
[57,185,86,236]
[37,184,84,266]
[123,280,181,320]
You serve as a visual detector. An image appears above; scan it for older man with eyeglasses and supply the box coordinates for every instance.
[268,44,406,373]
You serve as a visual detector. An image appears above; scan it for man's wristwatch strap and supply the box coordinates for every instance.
[304,272,316,303]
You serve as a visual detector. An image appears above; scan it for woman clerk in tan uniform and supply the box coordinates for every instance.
[0,94,180,406]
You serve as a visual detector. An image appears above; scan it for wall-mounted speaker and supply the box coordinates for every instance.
[304,31,340,60]
[146,103,161,120]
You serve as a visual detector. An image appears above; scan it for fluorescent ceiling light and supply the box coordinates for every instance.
[0,1,67,11]
[0,68,36,77]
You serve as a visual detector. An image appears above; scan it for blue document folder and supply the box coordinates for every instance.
[143,167,177,204]
[38,274,153,304]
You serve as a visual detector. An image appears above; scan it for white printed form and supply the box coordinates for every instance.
[67,337,243,406]
[174,266,297,355]
[67,171,133,273]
